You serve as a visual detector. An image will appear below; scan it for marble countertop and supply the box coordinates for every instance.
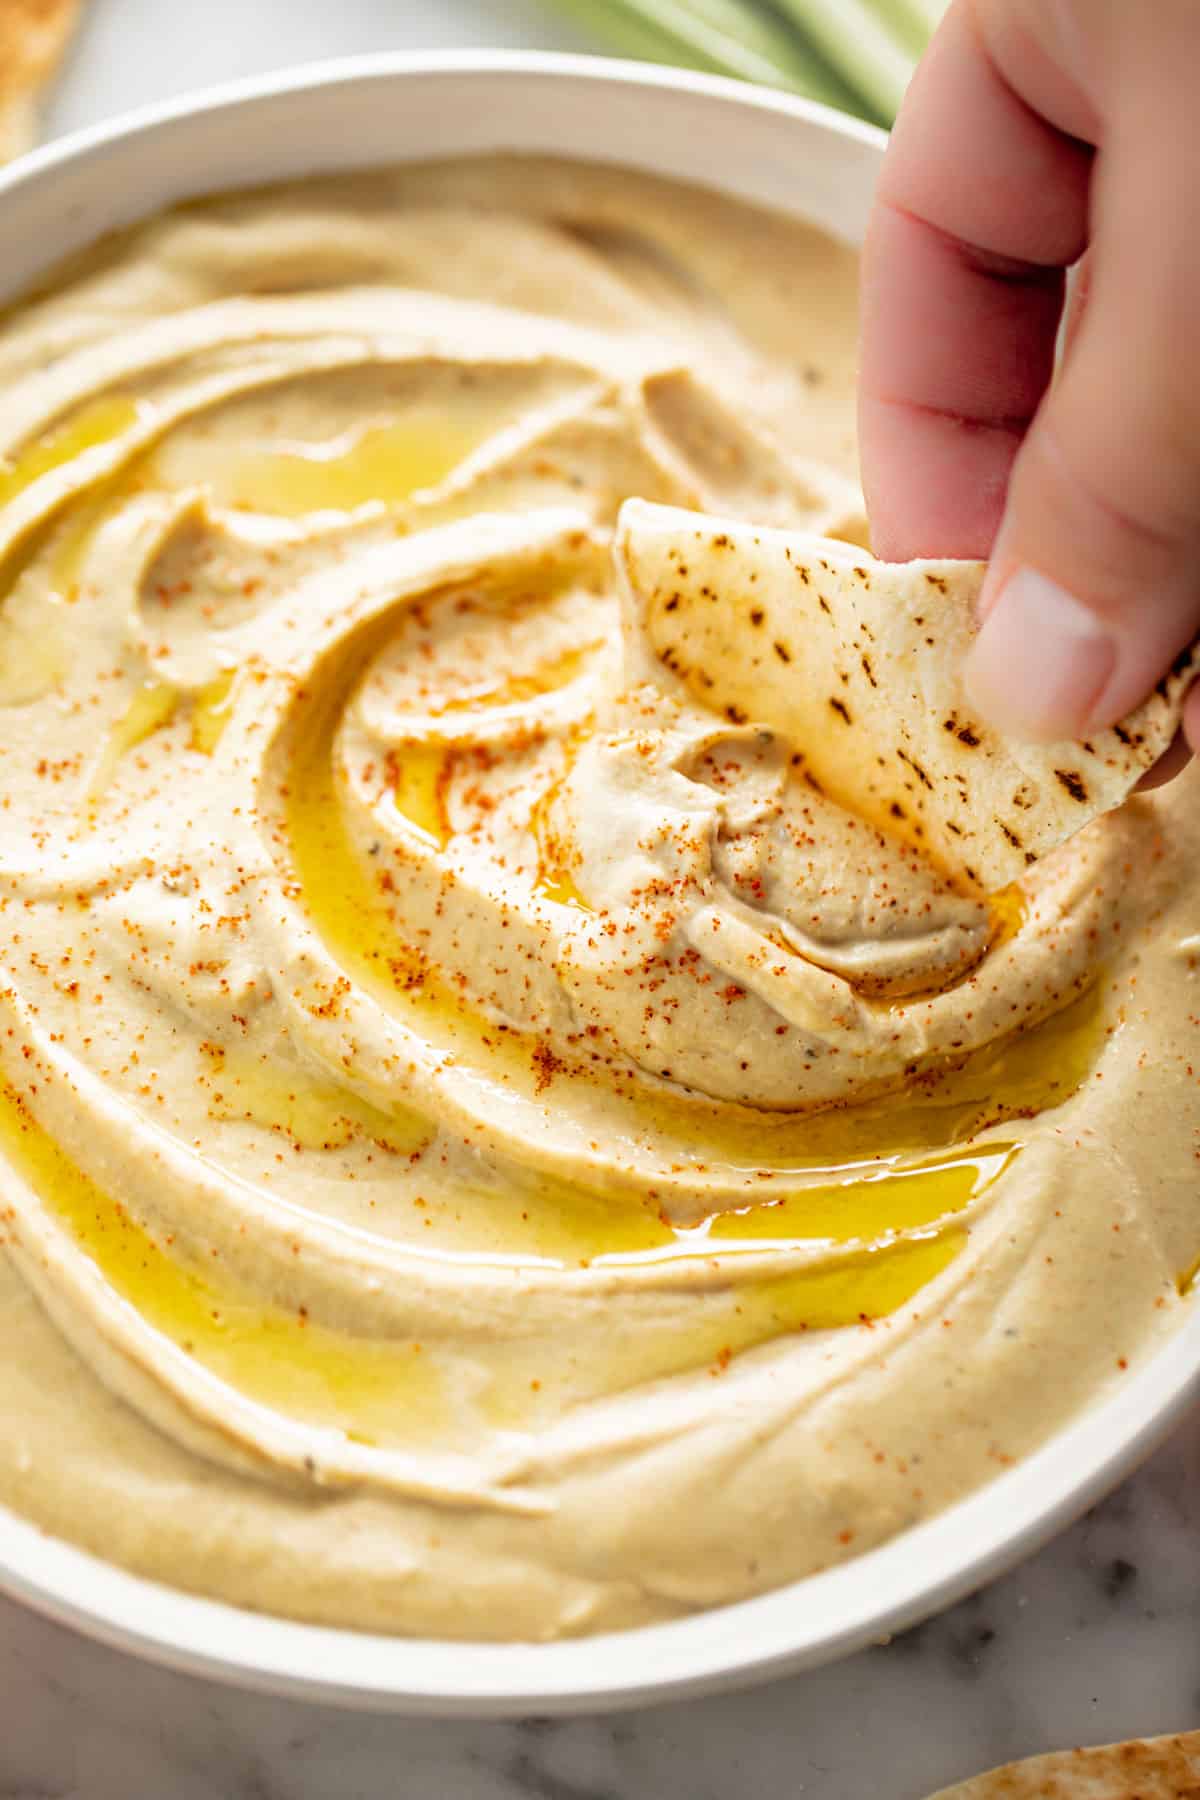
[2,4,1197,1794]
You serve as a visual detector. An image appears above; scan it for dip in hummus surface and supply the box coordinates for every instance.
[0,157,1197,1641]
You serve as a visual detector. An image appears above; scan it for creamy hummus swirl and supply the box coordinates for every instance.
[0,160,1197,1640]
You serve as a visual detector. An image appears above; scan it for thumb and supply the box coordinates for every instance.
[963,0,1200,745]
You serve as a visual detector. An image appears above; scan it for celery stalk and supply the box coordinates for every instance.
[681,0,862,105]
[549,0,863,112]
[894,0,952,35]
[547,0,725,71]
[854,0,947,57]
[538,0,953,124]
[769,0,920,119]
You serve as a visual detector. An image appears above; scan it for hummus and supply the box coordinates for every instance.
[0,157,1197,1641]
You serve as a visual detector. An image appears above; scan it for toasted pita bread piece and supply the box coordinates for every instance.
[925,1728,1200,1798]
[0,0,80,162]
[616,500,1199,894]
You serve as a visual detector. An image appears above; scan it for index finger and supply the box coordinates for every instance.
[857,0,1093,561]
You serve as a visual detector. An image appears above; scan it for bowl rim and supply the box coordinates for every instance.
[9,45,888,188]
[1,48,1197,1717]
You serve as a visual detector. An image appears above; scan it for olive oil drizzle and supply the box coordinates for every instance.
[284,635,1105,1176]
[0,1076,448,1447]
[0,396,1118,1444]
[0,1070,973,1445]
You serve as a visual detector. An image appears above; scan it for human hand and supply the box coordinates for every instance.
[858,0,1200,768]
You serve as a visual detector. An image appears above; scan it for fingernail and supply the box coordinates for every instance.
[963,567,1116,742]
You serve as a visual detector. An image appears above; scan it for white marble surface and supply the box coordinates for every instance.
[2,5,1197,1794]
[3,1436,1200,1798]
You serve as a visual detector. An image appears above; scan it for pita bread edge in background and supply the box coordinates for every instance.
[924,1728,1200,1799]
[615,500,1200,895]
[0,0,81,163]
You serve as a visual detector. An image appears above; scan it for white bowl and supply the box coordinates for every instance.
[0,51,1196,1716]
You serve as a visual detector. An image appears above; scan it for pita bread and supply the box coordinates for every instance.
[0,0,80,163]
[616,500,1199,894]
[925,1729,1200,1798]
